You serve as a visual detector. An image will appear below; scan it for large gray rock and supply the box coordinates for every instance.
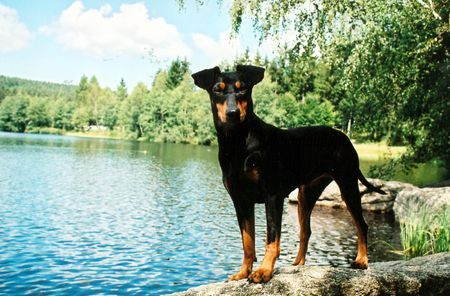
[287,178,450,218]
[288,179,411,212]
[174,253,450,296]
[394,186,450,221]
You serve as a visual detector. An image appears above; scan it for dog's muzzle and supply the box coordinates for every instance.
[226,108,241,121]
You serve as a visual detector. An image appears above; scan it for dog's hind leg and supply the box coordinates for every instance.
[293,176,332,266]
[335,175,369,269]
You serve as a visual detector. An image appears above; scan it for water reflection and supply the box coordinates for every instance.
[0,132,402,295]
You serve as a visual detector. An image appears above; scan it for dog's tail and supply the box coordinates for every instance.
[358,169,386,195]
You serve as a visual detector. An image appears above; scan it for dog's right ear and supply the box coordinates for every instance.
[192,66,221,90]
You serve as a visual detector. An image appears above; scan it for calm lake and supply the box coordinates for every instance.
[0,132,441,294]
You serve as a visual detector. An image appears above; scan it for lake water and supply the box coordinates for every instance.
[0,132,419,294]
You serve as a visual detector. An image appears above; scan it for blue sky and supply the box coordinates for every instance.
[0,0,281,89]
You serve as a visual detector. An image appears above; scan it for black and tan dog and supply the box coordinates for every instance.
[192,65,385,283]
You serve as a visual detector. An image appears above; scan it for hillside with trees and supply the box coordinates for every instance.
[0,76,76,100]
[0,56,338,145]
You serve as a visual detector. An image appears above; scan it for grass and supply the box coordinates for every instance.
[353,142,406,162]
[63,130,128,140]
[26,127,64,135]
[396,204,449,259]
[25,127,127,139]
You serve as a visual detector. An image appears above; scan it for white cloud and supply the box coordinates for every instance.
[0,4,32,52]
[40,1,191,59]
[192,31,242,66]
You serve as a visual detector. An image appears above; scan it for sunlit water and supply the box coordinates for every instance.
[0,132,404,294]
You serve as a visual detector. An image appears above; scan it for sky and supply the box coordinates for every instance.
[0,0,286,89]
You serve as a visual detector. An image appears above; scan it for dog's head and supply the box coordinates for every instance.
[192,65,265,129]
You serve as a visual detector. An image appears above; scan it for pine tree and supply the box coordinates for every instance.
[117,78,128,101]
[165,58,190,90]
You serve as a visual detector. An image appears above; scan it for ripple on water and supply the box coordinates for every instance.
[0,133,402,295]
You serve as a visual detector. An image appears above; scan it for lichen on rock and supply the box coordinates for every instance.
[173,253,450,296]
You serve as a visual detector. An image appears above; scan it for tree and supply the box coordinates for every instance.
[51,98,74,130]
[98,88,119,130]
[116,78,128,101]
[71,107,90,131]
[27,96,51,128]
[87,76,102,126]
[191,0,449,172]
[0,95,29,132]
[165,58,190,90]
[75,75,89,105]
[119,82,149,137]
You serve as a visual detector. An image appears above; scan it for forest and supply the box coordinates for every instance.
[0,0,448,178]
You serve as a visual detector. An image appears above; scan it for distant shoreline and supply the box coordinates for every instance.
[19,128,408,155]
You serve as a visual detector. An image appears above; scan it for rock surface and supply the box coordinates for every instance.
[287,179,449,214]
[287,179,406,212]
[394,186,450,221]
[174,253,450,296]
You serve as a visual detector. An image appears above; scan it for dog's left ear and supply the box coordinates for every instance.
[192,66,221,90]
[236,65,265,86]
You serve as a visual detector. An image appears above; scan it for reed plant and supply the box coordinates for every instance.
[399,204,449,258]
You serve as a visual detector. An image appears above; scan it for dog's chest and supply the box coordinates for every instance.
[241,132,264,181]
[243,151,262,183]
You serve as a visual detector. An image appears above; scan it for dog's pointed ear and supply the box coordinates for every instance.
[192,66,221,90]
[236,65,265,86]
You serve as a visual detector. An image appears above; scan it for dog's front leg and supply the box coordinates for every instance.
[249,197,283,283]
[228,201,256,281]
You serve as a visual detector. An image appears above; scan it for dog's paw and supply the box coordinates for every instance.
[227,271,250,282]
[351,257,368,269]
[292,259,305,266]
[248,268,273,283]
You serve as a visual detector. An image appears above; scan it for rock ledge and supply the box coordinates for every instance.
[174,253,450,296]
[288,179,450,215]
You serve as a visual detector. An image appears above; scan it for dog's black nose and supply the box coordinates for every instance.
[226,108,240,120]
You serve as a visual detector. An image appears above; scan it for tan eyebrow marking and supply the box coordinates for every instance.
[219,82,226,90]
[235,81,241,89]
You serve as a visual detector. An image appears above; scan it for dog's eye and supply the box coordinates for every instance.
[213,82,225,94]
[235,81,246,89]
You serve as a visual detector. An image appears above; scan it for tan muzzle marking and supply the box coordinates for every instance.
[216,101,227,123]
[238,100,247,122]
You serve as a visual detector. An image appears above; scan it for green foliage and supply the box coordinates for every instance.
[116,78,128,101]
[165,58,190,90]
[50,98,74,130]
[208,0,449,174]
[0,75,76,98]
[27,96,51,128]
[0,95,29,132]
[253,74,337,128]
[138,73,215,145]
[397,204,449,259]
[119,82,148,138]
[71,107,90,131]
[26,127,64,135]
